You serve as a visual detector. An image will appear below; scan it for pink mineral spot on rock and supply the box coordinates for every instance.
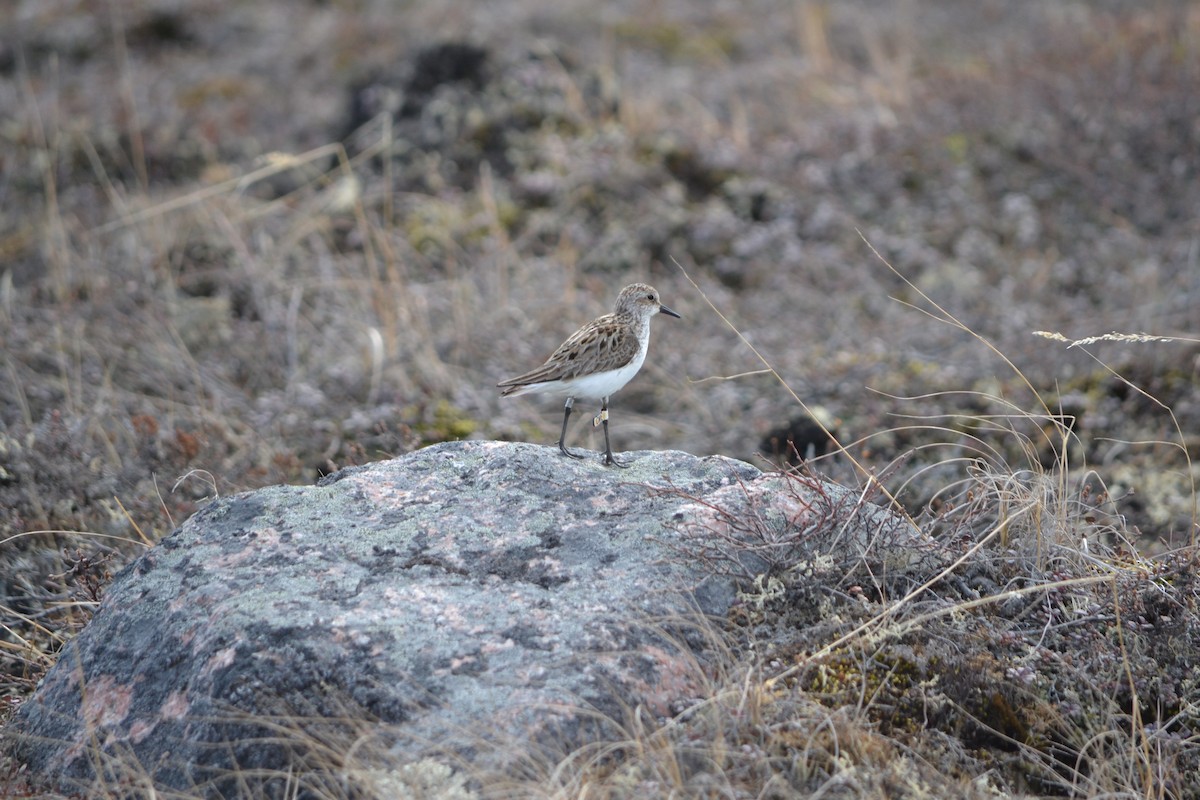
[81,675,134,730]
[129,718,157,744]
[212,528,280,568]
[161,689,190,720]
[201,645,237,677]
[482,638,516,655]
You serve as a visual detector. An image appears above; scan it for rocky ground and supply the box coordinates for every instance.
[1,0,1198,797]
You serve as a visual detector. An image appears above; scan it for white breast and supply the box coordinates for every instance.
[563,344,648,400]
[513,322,651,401]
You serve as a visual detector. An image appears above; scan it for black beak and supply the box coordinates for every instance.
[659,303,681,319]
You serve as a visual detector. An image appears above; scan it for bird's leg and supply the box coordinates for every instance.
[558,397,584,459]
[595,397,628,468]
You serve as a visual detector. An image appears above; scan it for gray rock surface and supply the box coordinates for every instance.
[8,441,924,795]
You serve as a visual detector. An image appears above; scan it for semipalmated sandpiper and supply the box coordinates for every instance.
[498,283,681,467]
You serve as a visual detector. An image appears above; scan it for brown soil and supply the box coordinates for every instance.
[1,1,1198,796]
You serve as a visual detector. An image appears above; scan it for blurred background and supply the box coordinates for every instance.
[1,0,1197,673]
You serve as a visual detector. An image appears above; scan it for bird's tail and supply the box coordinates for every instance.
[498,383,532,397]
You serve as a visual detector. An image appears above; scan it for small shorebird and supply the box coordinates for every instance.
[498,283,681,467]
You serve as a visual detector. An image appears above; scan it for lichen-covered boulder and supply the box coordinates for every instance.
[8,440,922,795]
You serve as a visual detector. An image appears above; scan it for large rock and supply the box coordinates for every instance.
[8,441,925,795]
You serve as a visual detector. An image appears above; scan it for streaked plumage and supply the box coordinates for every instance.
[498,283,680,466]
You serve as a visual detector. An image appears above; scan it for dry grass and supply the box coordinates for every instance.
[8,254,1198,799]
[3,0,1200,796]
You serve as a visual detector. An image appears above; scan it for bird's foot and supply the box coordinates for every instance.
[602,452,629,468]
[558,442,585,460]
